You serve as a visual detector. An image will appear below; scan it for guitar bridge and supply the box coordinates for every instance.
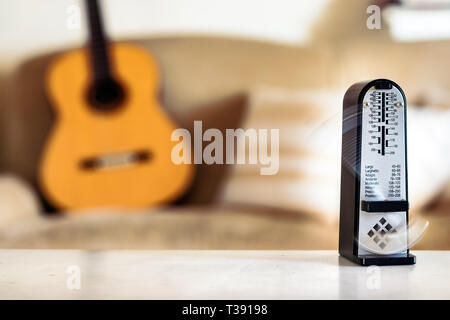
[80,150,151,170]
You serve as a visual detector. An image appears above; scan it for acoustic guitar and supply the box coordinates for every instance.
[39,0,193,211]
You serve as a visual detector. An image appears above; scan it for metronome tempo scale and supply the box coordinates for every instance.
[339,79,416,266]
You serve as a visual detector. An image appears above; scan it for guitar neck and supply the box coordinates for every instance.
[85,0,112,81]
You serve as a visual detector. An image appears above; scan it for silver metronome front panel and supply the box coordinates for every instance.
[358,86,408,255]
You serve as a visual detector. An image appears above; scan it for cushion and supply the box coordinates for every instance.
[222,86,450,223]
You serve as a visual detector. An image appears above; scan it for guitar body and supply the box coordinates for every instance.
[39,43,193,211]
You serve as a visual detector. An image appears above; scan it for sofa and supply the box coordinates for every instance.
[0,0,449,250]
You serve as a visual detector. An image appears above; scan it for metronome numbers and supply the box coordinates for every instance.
[388,164,402,198]
[367,91,400,156]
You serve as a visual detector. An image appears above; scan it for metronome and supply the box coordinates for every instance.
[339,79,416,266]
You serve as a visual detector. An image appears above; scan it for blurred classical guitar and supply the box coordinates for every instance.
[39,0,193,211]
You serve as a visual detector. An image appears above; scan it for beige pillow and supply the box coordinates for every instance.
[222,86,450,223]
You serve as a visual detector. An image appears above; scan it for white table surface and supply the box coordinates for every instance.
[0,250,448,299]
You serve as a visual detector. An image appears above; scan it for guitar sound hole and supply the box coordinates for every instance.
[88,78,125,111]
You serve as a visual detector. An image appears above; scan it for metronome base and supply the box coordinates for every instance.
[341,253,416,266]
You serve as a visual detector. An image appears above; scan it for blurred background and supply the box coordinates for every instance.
[0,0,449,250]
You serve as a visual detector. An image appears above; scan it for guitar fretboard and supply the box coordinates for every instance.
[85,0,112,81]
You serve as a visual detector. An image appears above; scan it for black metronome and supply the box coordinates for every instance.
[339,79,416,266]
